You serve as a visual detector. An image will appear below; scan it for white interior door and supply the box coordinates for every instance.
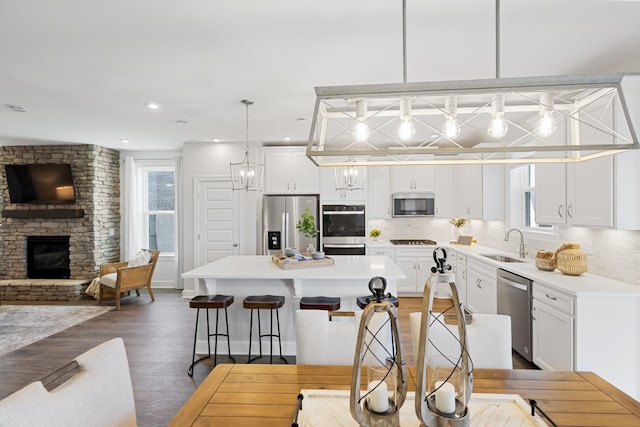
[195,177,242,267]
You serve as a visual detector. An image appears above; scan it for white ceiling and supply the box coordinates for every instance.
[1,0,639,151]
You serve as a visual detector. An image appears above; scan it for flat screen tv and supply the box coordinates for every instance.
[5,164,76,204]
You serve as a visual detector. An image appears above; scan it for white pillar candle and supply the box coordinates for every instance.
[367,381,389,413]
[434,381,456,414]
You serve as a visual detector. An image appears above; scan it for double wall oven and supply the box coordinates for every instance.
[321,204,366,255]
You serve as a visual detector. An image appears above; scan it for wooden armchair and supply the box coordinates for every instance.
[98,249,159,310]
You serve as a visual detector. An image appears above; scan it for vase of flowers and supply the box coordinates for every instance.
[450,217,467,240]
[369,228,382,241]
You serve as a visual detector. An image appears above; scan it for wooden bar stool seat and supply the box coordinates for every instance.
[356,295,399,310]
[187,295,235,376]
[243,295,287,364]
[299,296,340,311]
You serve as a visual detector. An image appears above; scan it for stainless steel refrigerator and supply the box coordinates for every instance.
[261,195,319,255]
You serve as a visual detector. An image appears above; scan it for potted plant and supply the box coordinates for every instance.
[296,208,318,254]
[450,217,467,239]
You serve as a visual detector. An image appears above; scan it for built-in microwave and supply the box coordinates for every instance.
[392,192,435,217]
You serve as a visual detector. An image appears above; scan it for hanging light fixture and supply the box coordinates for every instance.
[334,156,366,195]
[306,0,639,166]
[230,100,264,191]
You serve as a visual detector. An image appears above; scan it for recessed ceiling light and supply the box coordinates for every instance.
[146,102,161,110]
[296,117,306,121]
[212,138,221,142]
[120,139,130,144]
[283,137,291,142]
[176,120,188,125]
[7,105,27,113]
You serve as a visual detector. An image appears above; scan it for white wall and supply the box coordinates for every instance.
[181,141,262,295]
[367,217,640,287]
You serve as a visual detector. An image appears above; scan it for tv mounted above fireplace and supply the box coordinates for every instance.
[5,164,76,204]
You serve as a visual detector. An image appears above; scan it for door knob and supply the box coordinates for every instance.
[232,243,238,247]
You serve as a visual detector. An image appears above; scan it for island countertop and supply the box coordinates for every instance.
[182,255,406,281]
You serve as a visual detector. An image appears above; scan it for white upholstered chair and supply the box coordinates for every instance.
[409,312,513,369]
[295,310,392,365]
[0,337,137,427]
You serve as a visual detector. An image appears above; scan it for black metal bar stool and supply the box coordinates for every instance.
[243,295,287,364]
[299,296,341,311]
[187,295,235,376]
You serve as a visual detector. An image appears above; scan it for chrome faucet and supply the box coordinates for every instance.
[505,228,526,258]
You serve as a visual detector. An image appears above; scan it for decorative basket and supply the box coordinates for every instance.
[535,250,556,271]
[555,243,588,276]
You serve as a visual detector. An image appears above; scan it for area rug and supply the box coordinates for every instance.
[0,305,113,356]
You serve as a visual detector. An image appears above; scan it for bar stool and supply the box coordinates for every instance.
[243,295,287,364]
[356,294,399,309]
[299,296,340,311]
[187,295,235,377]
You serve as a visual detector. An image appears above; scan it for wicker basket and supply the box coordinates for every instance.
[535,250,556,271]
[555,243,588,276]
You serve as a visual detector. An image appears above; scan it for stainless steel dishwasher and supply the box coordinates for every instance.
[497,268,533,362]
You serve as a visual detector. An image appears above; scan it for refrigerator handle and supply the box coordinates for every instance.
[263,228,268,255]
[283,212,288,249]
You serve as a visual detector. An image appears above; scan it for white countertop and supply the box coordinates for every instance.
[369,241,640,297]
[182,255,406,281]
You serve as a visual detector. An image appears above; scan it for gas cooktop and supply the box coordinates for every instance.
[389,239,437,246]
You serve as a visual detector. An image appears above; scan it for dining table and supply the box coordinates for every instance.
[168,363,640,427]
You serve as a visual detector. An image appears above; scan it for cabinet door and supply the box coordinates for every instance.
[290,151,319,194]
[466,267,482,313]
[455,253,467,304]
[567,156,613,227]
[535,163,567,225]
[415,258,432,294]
[395,258,417,294]
[532,300,574,371]
[367,166,391,218]
[413,166,435,191]
[264,151,291,194]
[455,165,482,219]
[391,166,415,192]
[434,165,455,218]
[466,268,496,314]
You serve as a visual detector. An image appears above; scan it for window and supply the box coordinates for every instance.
[142,167,175,254]
[509,164,553,233]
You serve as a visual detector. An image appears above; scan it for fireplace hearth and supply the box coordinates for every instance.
[27,236,71,279]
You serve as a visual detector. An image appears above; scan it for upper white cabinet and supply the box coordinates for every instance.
[367,166,391,218]
[391,166,435,192]
[434,164,504,220]
[320,167,367,202]
[263,147,319,194]
[536,157,613,227]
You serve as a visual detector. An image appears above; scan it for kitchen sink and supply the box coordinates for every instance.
[479,254,524,263]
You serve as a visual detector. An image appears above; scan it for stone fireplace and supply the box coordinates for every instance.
[0,145,121,283]
[27,236,71,279]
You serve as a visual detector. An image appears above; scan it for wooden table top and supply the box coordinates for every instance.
[169,364,640,427]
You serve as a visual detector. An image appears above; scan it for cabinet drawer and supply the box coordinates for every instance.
[533,283,574,316]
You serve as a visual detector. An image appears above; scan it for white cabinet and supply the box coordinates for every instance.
[391,166,435,192]
[434,166,455,218]
[532,284,574,371]
[465,257,497,314]
[395,248,432,295]
[455,165,483,219]
[263,148,319,194]
[367,166,391,218]
[454,252,467,304]
[320,167,367,202]
[536,157,613,227]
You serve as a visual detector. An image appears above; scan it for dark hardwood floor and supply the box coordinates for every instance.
[0,291,536,426]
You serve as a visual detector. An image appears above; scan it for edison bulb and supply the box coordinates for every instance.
[397,117,416,141]
[535,112,557,137]
[442,117,461,139]
[353,121,370,142]
[487,113,509,138]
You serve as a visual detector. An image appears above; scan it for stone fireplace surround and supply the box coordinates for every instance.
[0,145,120,300]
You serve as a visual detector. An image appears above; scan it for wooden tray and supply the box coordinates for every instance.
[272,254,335,269]
[298,389,548,426]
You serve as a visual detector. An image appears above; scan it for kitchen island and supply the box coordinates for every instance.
[182,255,405,355]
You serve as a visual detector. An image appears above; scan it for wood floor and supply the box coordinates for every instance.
[0,290,536,426]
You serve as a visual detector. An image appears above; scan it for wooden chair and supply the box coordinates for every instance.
[98,249,159,310]
[0,338,136,427]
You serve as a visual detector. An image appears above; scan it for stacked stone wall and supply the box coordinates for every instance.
[0,145,120,281]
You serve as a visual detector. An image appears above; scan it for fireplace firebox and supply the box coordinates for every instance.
[27,236,71,279]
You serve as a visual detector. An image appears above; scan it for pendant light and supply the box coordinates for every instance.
[230,100,264,191]
[487,96,509,138]
[352,100,371,142]
[397,98,416,141]
[442,98,461,140]
[535,93,558,137]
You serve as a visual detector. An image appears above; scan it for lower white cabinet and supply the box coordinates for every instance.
[532,284,574,371]
[395,249,432,295]
[455,252,467,304]
[465,257,497,314]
